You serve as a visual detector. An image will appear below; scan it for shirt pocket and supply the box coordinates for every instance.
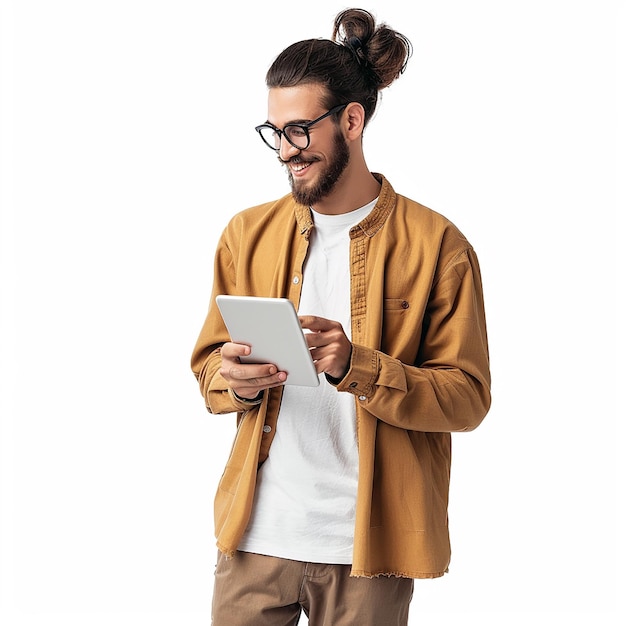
[381,298,421,361]
[384,298,411,312]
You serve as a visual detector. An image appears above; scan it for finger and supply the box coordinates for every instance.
[221,362,278,382]
[305,325,344,349]
[231,369,288,398]
[221,341,252,361]
[238,370,287,389]
[311,352,349,380]
[305,332,325,349]
[299,315,333,332]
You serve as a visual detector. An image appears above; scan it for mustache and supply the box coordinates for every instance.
[278,155,319,166]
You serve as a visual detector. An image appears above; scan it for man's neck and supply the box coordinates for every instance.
[312,168,381,215]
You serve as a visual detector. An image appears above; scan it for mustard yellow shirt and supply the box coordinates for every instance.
[191,174,491,578]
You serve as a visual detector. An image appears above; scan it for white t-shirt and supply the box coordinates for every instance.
[238,200,376,564]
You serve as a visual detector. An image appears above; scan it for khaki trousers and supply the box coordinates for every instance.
[212,551,414,626]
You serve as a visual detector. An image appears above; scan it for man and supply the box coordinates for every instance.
[191,8,491,625]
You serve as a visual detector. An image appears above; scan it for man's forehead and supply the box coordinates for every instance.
[267,85,326,123]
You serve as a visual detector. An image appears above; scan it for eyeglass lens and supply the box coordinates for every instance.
[258,125,309,151]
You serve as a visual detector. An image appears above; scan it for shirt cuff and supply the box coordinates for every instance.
[228,387,264,406]
[333,343,379,398]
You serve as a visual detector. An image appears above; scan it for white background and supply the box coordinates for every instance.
[1,1,622,624]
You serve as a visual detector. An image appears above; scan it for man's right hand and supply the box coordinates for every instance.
[219,342,288,400]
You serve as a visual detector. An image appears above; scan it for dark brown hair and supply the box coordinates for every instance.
[265,8,412,127]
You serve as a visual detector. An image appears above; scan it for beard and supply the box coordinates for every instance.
[281,130,350,206]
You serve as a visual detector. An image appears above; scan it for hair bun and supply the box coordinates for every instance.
[347,36,363,52]
[346,35,366,67]
[333,8,412,89]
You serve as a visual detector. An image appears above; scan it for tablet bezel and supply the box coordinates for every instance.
[215,295,320,388]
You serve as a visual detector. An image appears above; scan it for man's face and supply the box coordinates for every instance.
[266,86,350,206]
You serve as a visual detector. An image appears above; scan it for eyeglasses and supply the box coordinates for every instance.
[255,104,348,152]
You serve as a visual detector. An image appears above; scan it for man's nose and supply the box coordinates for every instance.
[278,135,301,161]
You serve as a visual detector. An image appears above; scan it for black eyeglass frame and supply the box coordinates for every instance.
[255,104,348,152]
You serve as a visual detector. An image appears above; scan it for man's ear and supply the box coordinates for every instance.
[343,102,366,140]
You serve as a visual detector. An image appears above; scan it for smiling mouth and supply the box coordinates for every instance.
[291,161,311,173]
[279,156,317,174]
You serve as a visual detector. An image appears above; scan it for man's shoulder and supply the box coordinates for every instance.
[233,193,295,222]
[218,194,300,246]
[378,174,457,230]
[394,194,469,243]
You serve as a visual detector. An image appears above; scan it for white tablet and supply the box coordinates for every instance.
[215,295,320,387]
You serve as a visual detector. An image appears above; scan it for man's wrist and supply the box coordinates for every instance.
[229,388,264,405]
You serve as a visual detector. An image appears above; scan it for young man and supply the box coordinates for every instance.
[191,8,491,625]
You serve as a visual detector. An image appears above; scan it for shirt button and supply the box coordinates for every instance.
[263,425,272,433]
[292,276,300,284]
[358,395,367,402]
